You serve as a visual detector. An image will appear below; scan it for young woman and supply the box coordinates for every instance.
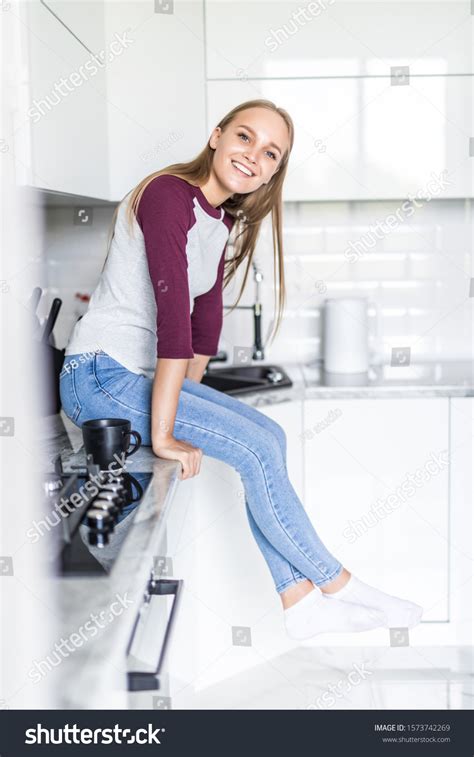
[60,99,423,640]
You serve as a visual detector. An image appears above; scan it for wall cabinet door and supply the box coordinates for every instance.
[208,74,471,201]
[205,1,472,79]
[40,0,107,55]
[104,0,207,201]
[303,397,449,621]
[22,1,207,200]
[21,0,109,197]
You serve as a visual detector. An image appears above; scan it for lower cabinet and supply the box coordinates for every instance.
[128,394,469,708]
[303,397,450,624]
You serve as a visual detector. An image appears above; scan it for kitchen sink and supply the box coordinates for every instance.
[201,364,292,395]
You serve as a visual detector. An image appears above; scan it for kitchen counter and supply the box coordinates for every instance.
[35,412,181,708]
[228,360,474,405]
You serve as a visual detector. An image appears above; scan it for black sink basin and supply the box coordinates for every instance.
[201,364,292,395]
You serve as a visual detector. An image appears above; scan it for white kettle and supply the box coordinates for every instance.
[323,297,377,374]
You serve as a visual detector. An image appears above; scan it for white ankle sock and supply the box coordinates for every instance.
[284,587,385,640]
[325,575,423,629]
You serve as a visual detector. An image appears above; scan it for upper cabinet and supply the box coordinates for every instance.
[205,1,472,79]
[205,1,473,200]
[20,0,207,201]
[20,0,109,197]
[103,0,207,201]
[20,0,473,201]
[207,74,472,201]
[39,0,107,55]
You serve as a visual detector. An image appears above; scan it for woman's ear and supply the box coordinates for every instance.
[209,125,222,150]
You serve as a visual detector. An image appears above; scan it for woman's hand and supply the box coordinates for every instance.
[152,436,203,479]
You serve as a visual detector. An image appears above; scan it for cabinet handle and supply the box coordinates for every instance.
[126,577,183,692]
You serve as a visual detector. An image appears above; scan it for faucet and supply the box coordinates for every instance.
[223,261,264,361]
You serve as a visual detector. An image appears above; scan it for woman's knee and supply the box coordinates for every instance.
[238,426,284,472]
[258,413,287,458]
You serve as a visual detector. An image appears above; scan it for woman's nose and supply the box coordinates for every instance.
[243,151,257,167]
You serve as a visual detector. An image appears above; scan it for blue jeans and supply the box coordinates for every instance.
[59,350,343,594]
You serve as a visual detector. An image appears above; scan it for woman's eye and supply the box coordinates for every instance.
[238,132,276,160]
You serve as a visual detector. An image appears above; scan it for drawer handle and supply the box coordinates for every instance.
[127,577,183,692]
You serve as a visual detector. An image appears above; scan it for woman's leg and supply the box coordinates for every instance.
[60,353,420,632]
[169,379,422,627]
[178,379,311,595]
[181,382,358,604]
[61,352,345,590]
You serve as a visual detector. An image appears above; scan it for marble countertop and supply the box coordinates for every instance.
[35,412,181,708]
[225,360,474,404]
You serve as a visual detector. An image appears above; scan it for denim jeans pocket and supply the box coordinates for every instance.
[92,352,141,399]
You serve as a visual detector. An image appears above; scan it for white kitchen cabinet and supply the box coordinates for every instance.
[103,0,207,201]
[447,398,473,646]
[207,73,472,201]
[165,461,289,705]
[21,1,207,200]
[303,397,450,622]
[205,1,471,79]
[20,0,109,197]
[40,0,108,55]
[164,402,309,705]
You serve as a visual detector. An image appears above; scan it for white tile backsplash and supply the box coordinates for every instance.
[41,197,473,365]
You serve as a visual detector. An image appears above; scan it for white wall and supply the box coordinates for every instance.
[42,196,473,365]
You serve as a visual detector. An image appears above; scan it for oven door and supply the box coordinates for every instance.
[126,573,183,708]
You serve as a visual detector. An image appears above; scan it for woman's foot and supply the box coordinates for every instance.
[322,574,423,629]
[283,587,385,640]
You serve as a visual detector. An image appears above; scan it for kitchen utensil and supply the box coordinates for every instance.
[41,296,62,345]
[34,295,65,416]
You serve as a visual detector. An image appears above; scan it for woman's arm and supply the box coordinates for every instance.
[151,357,203,479]
[185,353,210,382]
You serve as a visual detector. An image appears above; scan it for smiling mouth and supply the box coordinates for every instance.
[231,160,255,178]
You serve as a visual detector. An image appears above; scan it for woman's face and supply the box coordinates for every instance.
[209,107,290,195]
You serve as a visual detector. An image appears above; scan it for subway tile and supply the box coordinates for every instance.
[40,197,473,363]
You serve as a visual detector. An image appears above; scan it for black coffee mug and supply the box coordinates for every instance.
[81,418,142,471]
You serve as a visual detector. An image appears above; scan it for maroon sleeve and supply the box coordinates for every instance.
[191,250,225,356]
[191,213,234,356]
[136,176,195,359]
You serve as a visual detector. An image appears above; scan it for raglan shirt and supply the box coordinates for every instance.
[65,175,235,379]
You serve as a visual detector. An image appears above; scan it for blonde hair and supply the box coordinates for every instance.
[105,99,294,344]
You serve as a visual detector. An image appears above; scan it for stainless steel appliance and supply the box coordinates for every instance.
[42,453,152,576]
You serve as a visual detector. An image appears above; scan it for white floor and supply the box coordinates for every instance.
[170,645,474,710]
